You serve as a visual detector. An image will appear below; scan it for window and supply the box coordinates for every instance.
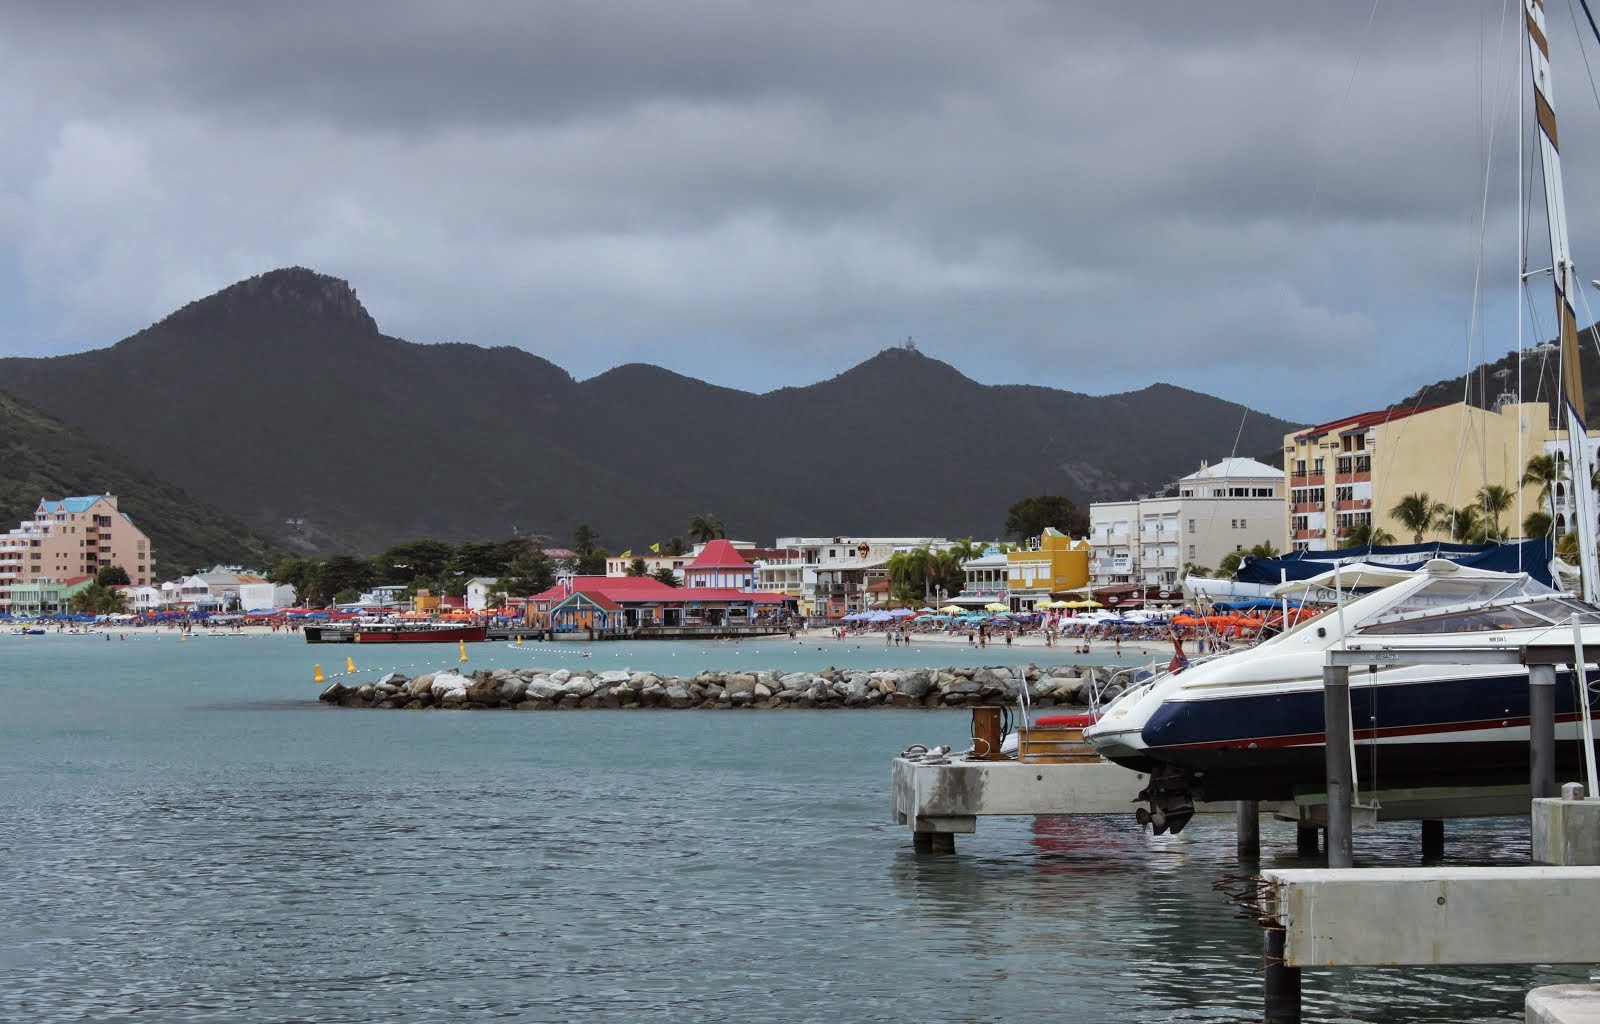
[1240,519,1247,529]
[1295,459,1307,475]
[1313,457,1324,473]
[1187,519,1195,534]
[1230,519,1237,529]
[1187,545,1196,559]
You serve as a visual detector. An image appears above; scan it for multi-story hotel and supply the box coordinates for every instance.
[1090,458,1285,585]
[1283,400,1583,549]
[0,494,153,611]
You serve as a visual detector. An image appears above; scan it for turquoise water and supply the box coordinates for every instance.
[0,632,1583,1022]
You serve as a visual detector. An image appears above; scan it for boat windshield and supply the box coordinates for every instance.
[1353,576,1600,635]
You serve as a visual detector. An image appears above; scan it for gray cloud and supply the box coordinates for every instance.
[0,1,1595,422]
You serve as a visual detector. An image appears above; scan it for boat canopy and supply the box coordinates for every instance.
[1269,561,1421,598]
[1347,567,1600,635]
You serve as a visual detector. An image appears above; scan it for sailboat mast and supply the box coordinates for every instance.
[1525,0,1599,600]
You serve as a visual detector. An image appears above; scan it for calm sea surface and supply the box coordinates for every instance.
[0,631,1582,1022]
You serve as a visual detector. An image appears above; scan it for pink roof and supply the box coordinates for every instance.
[686,539,752,569]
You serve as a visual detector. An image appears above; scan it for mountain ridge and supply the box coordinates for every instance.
[0,267,1303,553]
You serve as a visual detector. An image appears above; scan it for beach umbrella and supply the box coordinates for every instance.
[917,606,936,613]
[888,608,915,617]
[938,605,963,614]
[984,602,1008,612]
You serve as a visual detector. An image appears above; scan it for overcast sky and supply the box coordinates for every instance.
[3,1,1600,422]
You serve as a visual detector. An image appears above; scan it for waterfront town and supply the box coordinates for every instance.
[2,394,1592,626]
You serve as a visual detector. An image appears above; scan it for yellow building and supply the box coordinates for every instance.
[1283,401,1581,549]
[1006,528,1090,609]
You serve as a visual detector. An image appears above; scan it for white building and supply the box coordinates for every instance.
[1090,458,1286,586]
[752,536,950,618]
[239,581,296,611]
[465,578,498,611]
[953,548,1010,608]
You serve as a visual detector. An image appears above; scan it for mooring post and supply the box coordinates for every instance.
[1295,824,1320,857]
[1531,662,1558,799]
[912,832,933,853]
[929,833,956,854]
[1421,819,1445,861]
[1263,923,1302,1023]
[1323,664,1354,869]
[1236,800,1260,859]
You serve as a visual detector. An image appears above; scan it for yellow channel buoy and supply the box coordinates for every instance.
[314,664,325,683]
[459,639,469,663]
[515,635,523,646]
[346,656,357,674]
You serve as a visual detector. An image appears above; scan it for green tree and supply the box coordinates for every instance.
[577,547,608,576]
[1522,454,1567,530]
[626,557,649,577]
[70,583,126,615]
[375,539,454,584]
[1524,510,1554,539]
[688,514,726,543]
[499,551,556,597]
[1446,506,1483,542]
[95,564,130,587]
[651,566,680,587]
[1476,484,1515,540]
[333,587,360,605]
[663,536,690,556]
[1003,495,1089,540]
[1182,562,1213,579]
[1339,522,1398,549]
[1389,492,1448,544]
[1217,541,1283,576]
[572,524,600,560]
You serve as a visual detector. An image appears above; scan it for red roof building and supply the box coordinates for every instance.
[682,539,756,590]
[526,573,788,633]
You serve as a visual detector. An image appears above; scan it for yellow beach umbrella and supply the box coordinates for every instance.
[983,602,1009,612]
[938,605,963,614]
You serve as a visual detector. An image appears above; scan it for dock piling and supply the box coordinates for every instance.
[1323,664,1354,869]
[1236,800,1260,859]
[1531,663,1558,799]
[1263,924,1302,1023]
[1296,824,1320,857]
[1421,819,1445,861]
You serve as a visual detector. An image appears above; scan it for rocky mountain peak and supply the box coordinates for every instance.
[162,266,379,334]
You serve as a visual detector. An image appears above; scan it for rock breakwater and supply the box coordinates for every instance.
[316,664,1118,710]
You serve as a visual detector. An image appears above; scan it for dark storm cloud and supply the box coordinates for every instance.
[0,1,1592,421]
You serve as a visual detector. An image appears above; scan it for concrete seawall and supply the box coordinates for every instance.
[316,663,1113,710]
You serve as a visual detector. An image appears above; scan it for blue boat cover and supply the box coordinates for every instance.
[1233,538,1554,587]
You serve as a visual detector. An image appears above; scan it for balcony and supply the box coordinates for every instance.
[1334,472,1373,485]
[1290,473,1326,486]
[1291,501,1324,513]
[1335,498,1372,512]
[1291,528,1324,541]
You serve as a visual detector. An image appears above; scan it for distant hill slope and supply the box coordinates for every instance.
[0,391,280,574]
[0,268,1299,553]
[1392,325,1600,419]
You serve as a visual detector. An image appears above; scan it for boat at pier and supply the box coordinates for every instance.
[1086,0,1600,835]
[304,622,490,644]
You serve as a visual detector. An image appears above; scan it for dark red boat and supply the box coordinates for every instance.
[353,624,488,644]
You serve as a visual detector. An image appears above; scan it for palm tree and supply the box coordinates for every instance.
[626,557,649,577]
[1389,492,1447,544]
[1446,505,1483,542]
[1475,484,1514,540]
[571,524,600,559]
[1522,454,1567,529]
[1339,522,1397,549]
[1217,541,1282,577]
[1524,510,1554,539]
[688,514,726,544]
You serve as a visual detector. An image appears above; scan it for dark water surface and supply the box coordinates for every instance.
[0,632,1581,1021]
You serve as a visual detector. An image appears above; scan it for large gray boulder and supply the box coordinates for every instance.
[377,671,410,688]
[597,670,631,686]
[498,677,528,702]
[724,673,757,696]
[898,672,932,700]
[561,677,598,698]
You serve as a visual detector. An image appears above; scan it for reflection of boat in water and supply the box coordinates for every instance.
[1085,561,1600,833]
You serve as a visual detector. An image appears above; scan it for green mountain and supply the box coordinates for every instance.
[0,267,1300,554]
[0,390,280,575]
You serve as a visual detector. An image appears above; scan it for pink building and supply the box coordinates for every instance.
[0,494,153,611]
